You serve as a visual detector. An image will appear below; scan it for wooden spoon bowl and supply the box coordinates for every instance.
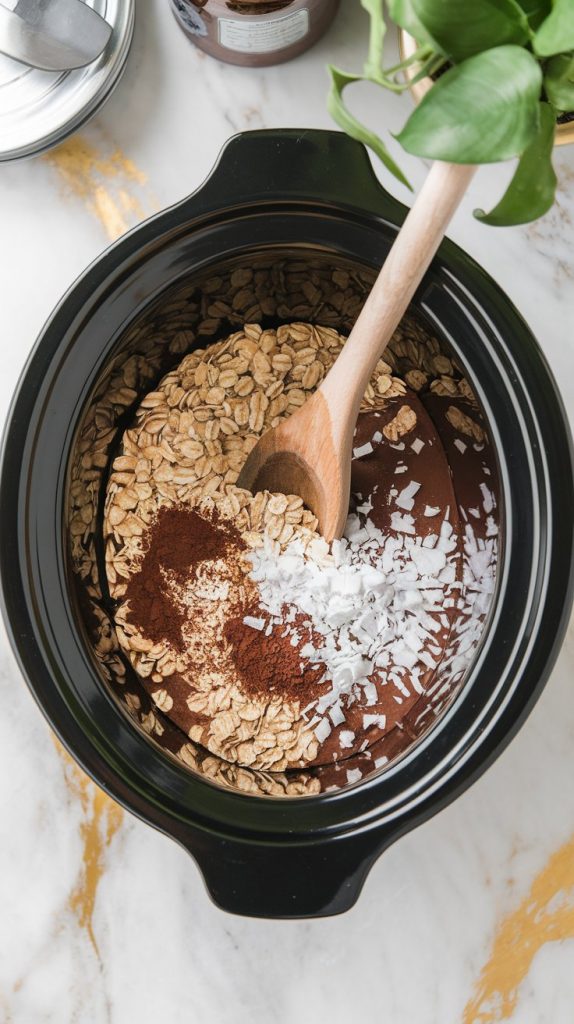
[238,161,476,540]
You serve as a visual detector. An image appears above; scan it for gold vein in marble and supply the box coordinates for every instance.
[43,136,154,240]
[464,834,574,1022]
[54,740,123,956]
[43,132,142,957]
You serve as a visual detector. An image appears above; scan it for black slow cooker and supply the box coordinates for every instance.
[1,129,572,919]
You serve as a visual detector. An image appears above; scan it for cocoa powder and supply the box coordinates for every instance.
[124,505,244,651]
[125,504,325,702]
[224,611,325,702]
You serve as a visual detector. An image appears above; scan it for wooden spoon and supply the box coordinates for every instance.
[237,161,476,541]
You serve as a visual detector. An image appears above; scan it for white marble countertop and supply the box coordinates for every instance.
[1,3,574,1022]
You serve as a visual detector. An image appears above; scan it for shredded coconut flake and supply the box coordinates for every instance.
[353,442,374,459]
[243,616,265,631]
[480,482,495,514]
[395,480,421,511]
[329,704,346,727]
[363,713,387,730]
[314,718,332,743]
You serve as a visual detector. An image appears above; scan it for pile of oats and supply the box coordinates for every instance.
[104,321,417,771]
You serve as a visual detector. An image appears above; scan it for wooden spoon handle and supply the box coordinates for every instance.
[320,161,476,420]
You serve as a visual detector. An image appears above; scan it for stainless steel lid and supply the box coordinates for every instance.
[0,0,134,162]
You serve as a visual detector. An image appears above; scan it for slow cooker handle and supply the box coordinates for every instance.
[181,827,390,919]
[182,128,409,221]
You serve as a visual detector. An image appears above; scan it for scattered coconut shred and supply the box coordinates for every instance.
[246,504,460,744]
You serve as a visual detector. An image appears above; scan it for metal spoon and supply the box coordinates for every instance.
[0,0,112,72]
[237,161,476,541]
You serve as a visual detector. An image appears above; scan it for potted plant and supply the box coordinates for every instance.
[328,0,574,225]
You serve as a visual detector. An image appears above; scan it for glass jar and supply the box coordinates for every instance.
[169,0,340,67]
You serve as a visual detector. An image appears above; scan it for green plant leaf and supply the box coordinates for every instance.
[361,0,386,81]
[386,0,431,42]
[475,103,557,225]
[534,0,574,56]
[544,52,574,111]
[411,0,530,61]
[327,65,412,188]
[515,0,551,31]
[396,46,542,162]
